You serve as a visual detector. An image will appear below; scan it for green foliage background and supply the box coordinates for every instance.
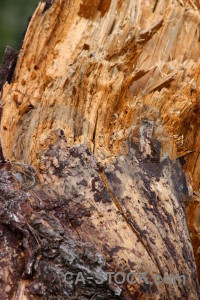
[0,0,38,63]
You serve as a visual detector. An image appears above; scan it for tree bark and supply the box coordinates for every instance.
[0,0,200,299]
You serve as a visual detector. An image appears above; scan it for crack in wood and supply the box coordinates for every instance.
[92,109,99,153]
[99,170,170,299]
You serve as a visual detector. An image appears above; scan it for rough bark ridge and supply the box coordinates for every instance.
[0,0,200,299]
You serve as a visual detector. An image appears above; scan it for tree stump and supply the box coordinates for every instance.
[0,0,200,299]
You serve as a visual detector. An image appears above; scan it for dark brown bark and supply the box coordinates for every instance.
[0,46,18,93]
[0,132,199,299]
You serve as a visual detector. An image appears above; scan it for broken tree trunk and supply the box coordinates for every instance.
[0,0,200,299]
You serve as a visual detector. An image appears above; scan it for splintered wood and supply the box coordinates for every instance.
[0,0,200,299]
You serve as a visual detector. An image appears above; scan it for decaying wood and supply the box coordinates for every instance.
[0,135,199,299]
[0,0,200,299]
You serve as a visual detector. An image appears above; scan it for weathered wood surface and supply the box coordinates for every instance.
[0,134,199,299]
[0,0,200,299]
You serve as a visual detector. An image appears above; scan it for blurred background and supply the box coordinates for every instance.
[0,0,38,63]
